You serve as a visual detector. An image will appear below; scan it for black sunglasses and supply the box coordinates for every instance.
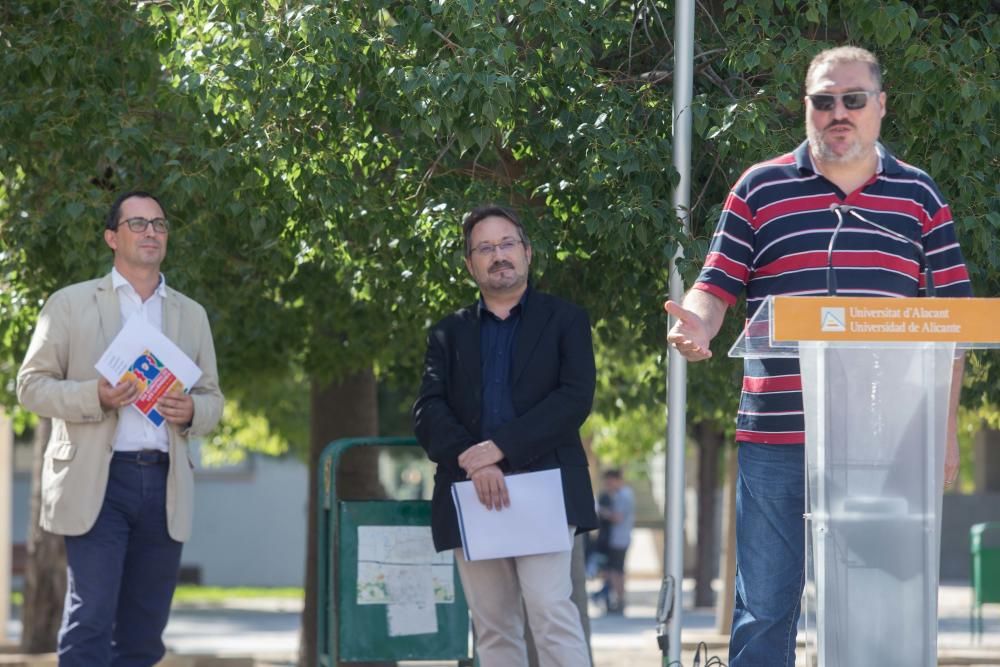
[806,90,878,111]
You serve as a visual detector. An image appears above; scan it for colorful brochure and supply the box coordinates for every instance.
[95,315,202,427]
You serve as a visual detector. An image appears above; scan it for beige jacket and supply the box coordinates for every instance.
[17,273,224,542]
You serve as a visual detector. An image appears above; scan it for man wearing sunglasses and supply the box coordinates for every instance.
[18,191,224,666]
[665,46,971,665]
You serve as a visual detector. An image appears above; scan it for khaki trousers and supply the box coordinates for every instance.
[455,528,590,667]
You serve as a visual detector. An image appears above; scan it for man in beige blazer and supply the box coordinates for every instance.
[17,191,223,666]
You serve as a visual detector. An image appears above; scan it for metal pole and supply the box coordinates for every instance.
[0,408,10,645]
[665,0,695,663]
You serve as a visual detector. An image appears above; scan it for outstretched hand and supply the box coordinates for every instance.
[664,300,713,361]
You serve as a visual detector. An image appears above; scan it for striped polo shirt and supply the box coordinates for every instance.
[694,140,973,445]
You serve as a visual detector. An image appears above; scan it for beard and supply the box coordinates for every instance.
[482,260,527,291]
[486,270,525,291]
[807,121,871,164]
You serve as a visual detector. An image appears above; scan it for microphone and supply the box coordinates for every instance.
[834,204,937,297]
[826,203,849,295]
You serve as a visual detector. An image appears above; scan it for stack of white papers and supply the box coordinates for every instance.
[451,468,571,561]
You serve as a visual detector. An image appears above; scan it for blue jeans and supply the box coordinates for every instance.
[730,443,805,667]
[59,452,183,667]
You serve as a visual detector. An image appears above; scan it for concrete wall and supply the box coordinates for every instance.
[974,428,1000,492]
[11,451,308,588]
[182,454,308,587]
[941,492,1000,582]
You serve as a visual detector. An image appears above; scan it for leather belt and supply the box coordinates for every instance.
[112,449,170,465]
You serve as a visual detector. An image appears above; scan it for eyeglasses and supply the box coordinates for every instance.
[117,217,170,234]
[471,239,523,257]
[806,90,878,111]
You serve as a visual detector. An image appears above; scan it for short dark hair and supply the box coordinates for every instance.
[105,190,164,231]
[603,469,623,480]
[806,45,882,92]
[462,204,530,256]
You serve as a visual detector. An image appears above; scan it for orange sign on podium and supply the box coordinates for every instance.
[771,297,1000,343]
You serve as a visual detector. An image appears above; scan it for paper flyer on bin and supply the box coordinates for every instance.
[95,315,202,427]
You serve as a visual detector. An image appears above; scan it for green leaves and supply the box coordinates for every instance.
[1,0,997,443]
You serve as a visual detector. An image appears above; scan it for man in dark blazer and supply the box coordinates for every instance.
[413,204,597,667]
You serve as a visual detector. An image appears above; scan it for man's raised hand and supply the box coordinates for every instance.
[664,300,713,361]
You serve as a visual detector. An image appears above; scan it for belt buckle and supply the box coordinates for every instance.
[138,449,164,465]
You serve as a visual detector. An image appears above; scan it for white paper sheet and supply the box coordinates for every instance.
[387,602,438,636]
[451,468,571,561]
[358,526,451,564]
[94,315,202,427]
[356,526,455,604]
[385,563,437,635]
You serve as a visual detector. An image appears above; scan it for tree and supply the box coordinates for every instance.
[20,418,65,651]
[4,3,683,661]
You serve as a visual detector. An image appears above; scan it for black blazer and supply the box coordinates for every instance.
[413,288,599,551]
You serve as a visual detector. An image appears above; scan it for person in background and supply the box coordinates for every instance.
[586,488,612,581]
[599,468,634,614]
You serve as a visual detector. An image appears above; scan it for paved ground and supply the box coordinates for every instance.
[0,577,995,665]
[146,577,1000,666]
[4,526,998,665]
[158,527,1000,665]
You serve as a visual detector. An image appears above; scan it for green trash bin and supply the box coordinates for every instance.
[970,521,1000,639]
[318,437,473,665]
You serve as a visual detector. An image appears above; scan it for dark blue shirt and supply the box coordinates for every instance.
[478,290,527,440]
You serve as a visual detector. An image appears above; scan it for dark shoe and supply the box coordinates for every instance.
[590,584,609,606]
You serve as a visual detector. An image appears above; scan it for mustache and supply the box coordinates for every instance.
[825,120,855,130]
[488,260,515,273]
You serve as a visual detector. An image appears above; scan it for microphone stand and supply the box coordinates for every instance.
[845,207,937,297]
[826,205,849,296]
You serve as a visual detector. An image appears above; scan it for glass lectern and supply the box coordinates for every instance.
[730,295,1000,667]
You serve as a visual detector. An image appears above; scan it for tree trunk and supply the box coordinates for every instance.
[21,417,66,652]
[693,422,722,608]
[715,444,738,635]
[300,368,390,667]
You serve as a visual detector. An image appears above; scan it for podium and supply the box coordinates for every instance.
[730,296,1000,667]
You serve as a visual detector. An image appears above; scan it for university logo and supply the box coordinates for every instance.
[820,307,846,333]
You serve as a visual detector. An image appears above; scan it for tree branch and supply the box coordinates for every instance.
[433,29,460,51]
[416,134,457,198]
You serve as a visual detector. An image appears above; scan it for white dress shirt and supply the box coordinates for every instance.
[110,268,170,452]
